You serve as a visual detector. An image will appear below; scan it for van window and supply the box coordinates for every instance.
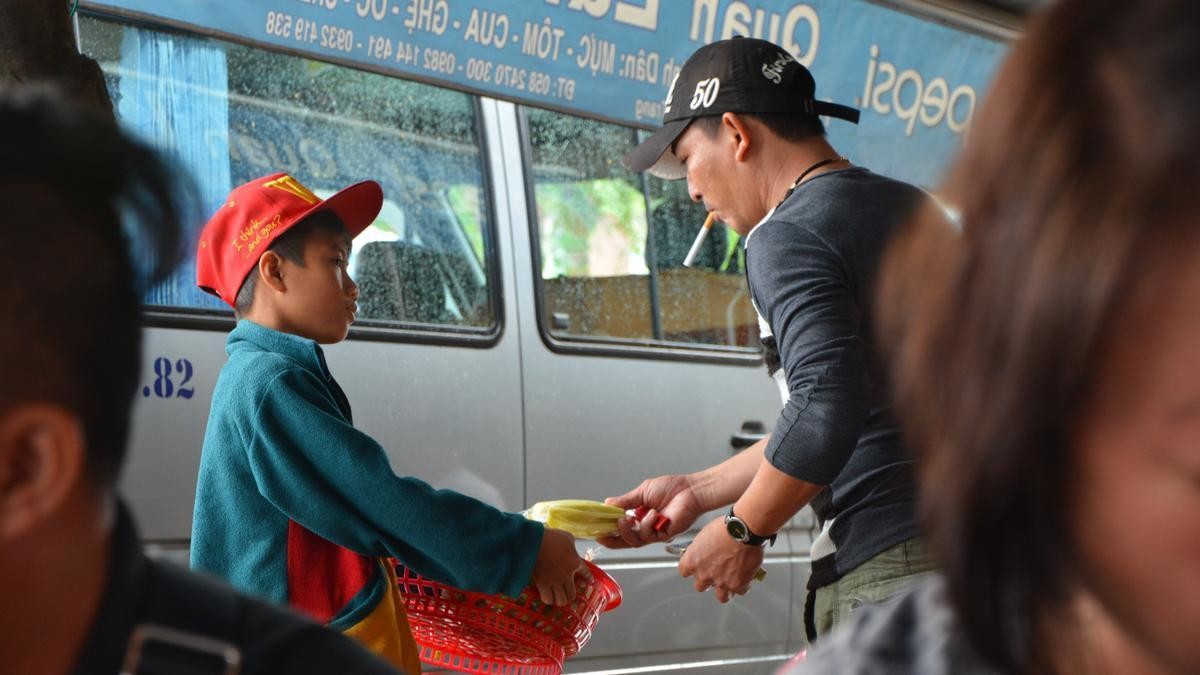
[524,107,758,351]
[78,16,497,332]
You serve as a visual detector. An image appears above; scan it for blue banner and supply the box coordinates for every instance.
[81,0,1010,187]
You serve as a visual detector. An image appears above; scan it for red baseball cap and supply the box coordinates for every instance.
[196,172,383,308]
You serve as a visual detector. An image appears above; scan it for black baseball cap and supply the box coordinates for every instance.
[624,37,860,179]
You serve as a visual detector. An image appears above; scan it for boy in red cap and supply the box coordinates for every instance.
[191,173,583,672]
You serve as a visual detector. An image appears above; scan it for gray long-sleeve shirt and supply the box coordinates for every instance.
[745,166,924,576]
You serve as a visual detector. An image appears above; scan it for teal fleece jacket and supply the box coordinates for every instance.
[190,320,543,627]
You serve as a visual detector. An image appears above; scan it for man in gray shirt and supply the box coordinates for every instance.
[603,37,931,641]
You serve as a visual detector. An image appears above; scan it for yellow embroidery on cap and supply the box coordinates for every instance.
[262,175,319,204]
[231,222,257,252]
[245,213,284,257]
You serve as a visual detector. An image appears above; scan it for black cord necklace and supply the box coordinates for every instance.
[775,156,848,210]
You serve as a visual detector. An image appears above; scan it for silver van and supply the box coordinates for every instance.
[77,1,1014,671]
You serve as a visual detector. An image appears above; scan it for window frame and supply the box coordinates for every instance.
[517,105,763,366]
[81,7,506,348]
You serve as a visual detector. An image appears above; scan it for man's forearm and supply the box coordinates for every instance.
[732,460,825,536]
[687,437,770,512]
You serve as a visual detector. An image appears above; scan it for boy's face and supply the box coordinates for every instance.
[275,229,359,344]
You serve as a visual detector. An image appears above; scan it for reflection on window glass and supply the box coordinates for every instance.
[526,108,758,350]
[79,15,495,330]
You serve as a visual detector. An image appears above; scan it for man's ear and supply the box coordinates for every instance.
[0,404,86,540]
[257,251,288,294]
[722,112,754,162]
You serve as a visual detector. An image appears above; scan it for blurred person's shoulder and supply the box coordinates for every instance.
[75,503,401,675]
[152,561,402,674]
[784,575,1000,675]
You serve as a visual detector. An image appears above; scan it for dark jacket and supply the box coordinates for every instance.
[72,501,402,674]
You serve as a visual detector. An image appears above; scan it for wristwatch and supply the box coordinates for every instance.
[725,508,777,547]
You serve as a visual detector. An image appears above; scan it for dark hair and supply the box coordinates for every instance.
[234,210,347,316]
[692,111,825,142]
[0,87,188,487]
[878,0,1200,672]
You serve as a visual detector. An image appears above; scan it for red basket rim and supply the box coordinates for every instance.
[583,560,622,613]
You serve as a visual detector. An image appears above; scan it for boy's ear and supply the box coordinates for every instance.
[0,404,86,540]
[258,251,288,294]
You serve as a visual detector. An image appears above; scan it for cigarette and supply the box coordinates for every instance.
[682,212,715,268]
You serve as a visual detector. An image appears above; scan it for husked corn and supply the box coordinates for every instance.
[524,500,626,539]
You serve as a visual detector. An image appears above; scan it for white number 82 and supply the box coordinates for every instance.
[690,78,720,109]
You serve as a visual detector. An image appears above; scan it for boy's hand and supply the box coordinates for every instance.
[531,527,583,606]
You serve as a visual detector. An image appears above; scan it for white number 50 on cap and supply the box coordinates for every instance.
[690,78,720,109]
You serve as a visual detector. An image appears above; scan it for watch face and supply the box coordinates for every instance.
[726,517,749,542]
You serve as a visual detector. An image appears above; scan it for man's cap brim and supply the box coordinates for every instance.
[812,101,860,124]
[623,118,692,180]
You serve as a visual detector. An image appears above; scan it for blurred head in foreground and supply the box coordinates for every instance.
[0,86,185,674]
[879,0,1200,672]
[0,86,183,513]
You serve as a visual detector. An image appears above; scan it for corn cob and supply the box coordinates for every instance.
[523,499,627,539]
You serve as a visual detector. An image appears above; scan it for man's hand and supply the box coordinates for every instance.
[678,517,765,603]
[531,527,584,606]
[598,474,705,549]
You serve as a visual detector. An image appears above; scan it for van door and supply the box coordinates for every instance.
[493,101,803,672]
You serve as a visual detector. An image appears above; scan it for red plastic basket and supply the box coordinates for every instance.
[395,560,622,675]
